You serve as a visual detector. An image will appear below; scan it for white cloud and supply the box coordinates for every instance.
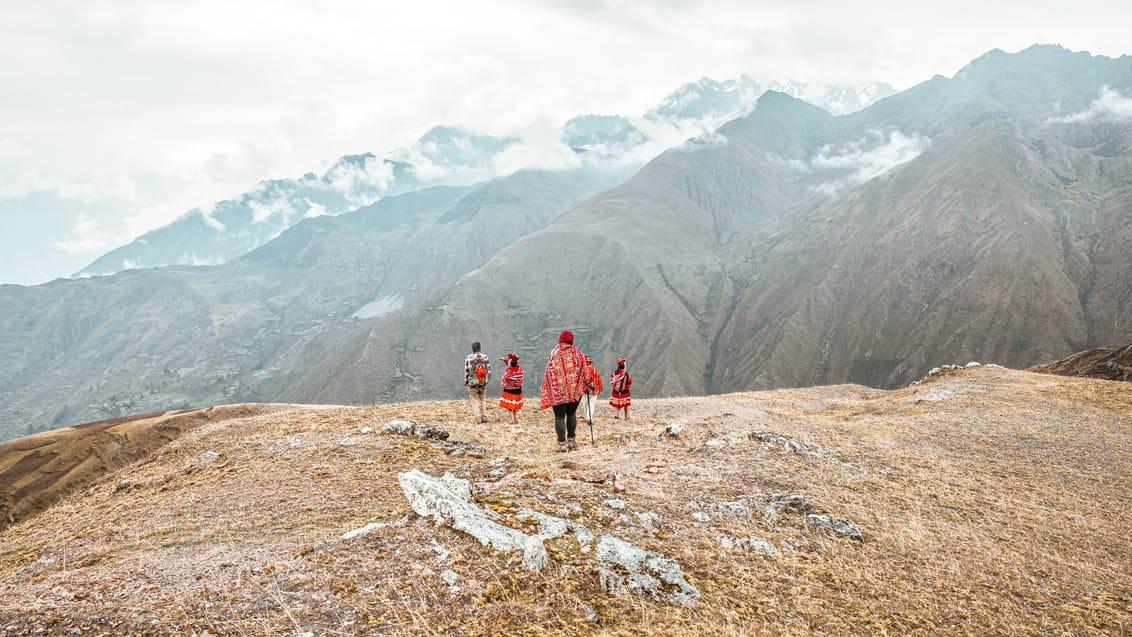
[303,199,328,218]
[3,1,1132,283]
[197,205,226,232]
[680,131,730,151]
[323,155,397,206]
[50,211,117,254]
[0,171,62,200]
[1048,86,1132,123]
[811,130,931,195]
[186,253,226,267]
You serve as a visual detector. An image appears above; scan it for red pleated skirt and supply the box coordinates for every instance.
[499,387,524,411]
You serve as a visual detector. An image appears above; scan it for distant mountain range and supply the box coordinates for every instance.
[2,45,1130,442]
[75,77,895,279]
[289,45,1132,406]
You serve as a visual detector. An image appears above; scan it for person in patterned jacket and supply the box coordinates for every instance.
[498,353,525,424]
[539,330,587,452]
[464,342,491,423]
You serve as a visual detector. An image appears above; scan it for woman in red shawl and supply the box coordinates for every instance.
[498,353,524,424]
[609,357,632,420]
[540,330,587,452]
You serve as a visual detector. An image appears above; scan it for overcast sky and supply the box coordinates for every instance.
[2,0,1130,285]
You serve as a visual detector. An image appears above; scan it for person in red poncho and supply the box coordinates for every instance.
[540,330,587,452]
[580,355,603,424]
[497,353,525,424]
[609,357,632,420]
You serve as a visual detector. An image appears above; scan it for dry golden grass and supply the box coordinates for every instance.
[0,366,1129,635]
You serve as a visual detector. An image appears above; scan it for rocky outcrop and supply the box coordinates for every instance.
[1028,343,1132,382]
[806,514,864,542]
[396,469,700,605]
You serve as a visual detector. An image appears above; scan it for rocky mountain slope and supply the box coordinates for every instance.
[1029,341,1132,381]
[0,166,630,441]
[75,79,893,280]
[294,45,1132,407]
[1,365,1129,635]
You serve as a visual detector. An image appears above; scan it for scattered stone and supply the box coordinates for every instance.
[583,603,601,625]
[360,426,375,434]
[571,470,615,484]
[965,361,982,368]
[764,494,813,515]
[806,514,863,541]
[441,569,459,588]
[478,471,550,494]
[914,388,959,403]
[337,437,357,446]
[604,499,626,509]
[716,500,750,517]
[198,450,219,461]
[746,431,848,466]
[664,423,684,437]
[435,440,485,457]
[340,515,408,541]
[288,437,307,448]
[611,473,628,493]
[430,540,450,564]
[636,511,662,534]
[381,420,450,441]
[692,511,711,523]
[717,534,778,555]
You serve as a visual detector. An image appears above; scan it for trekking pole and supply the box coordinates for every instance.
[586,391,595,447]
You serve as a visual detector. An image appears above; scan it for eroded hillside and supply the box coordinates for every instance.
[1,366,1129,635]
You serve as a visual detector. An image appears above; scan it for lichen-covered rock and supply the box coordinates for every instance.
[764,494,813,515]
[806,514,863,541]
[596,535,700,606]
[715,500,751,517]
[397,469,527,551]
[747,431,848,466]
[435,439,485,457]
[381,420,450,441]
[397,470,697,603]
[717,534,778,555]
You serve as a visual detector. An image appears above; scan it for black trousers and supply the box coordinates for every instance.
[552,401,580,443]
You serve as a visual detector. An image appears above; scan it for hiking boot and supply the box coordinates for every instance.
[566,438,578,451]
[557,442,568,453]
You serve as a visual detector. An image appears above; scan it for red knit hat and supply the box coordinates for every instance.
[617,357,627,364]
[559,330,574,344]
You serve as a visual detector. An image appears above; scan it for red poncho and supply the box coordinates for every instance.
[539,344,586,409]
[583,365,603,394]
